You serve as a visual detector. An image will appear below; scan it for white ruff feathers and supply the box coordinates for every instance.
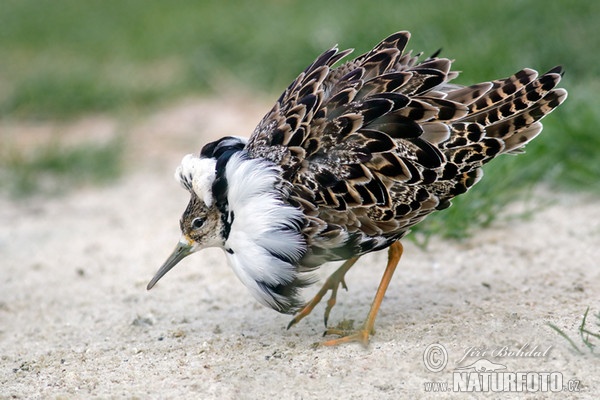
[175,154,217,207]
[223,153,307,311]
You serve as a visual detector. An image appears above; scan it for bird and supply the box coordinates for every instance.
[146,31,567,346]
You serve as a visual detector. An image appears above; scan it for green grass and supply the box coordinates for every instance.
[0,138,124,196]
[0,0,598,237]
[0,1,597,117]
[548,307,600,356]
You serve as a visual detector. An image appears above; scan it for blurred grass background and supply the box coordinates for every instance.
[0,0,598,238]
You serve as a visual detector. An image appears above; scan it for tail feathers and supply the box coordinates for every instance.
[486,87,567,138]
[444,82,494,106]
[468,68,539,115]
[502,121,543,154]
[443,67,566,160]
[461,67,564,128]
[430,66,567,202]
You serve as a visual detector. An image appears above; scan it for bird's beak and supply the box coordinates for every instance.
[147,238,194,290]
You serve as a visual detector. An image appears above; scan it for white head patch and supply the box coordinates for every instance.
[175,154,217,207]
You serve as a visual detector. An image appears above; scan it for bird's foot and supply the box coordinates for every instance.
[287,257,359,330]
[321,319,375,347]
[321,323,375,347]
[292,241,403,348]
[318,241,404,348]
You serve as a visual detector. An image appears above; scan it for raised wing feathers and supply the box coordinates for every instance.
[244,31,566,260]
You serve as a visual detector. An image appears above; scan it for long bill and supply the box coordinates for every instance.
[147,240,194,290]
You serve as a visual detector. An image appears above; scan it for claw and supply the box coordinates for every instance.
[340,278,348,291]
[287,306,310,329]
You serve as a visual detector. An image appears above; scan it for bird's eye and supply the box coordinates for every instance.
[191,218,205,229]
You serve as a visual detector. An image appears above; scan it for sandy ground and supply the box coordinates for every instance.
[1,98,599,399]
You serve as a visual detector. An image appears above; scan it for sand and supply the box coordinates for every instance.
[1,98,598,399]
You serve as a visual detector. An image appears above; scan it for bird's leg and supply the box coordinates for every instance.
[322,241,403,347]
[287,256,360,330]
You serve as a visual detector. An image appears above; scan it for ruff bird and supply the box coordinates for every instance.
[147,31,567,346]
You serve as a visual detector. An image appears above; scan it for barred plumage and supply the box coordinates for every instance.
[148,31,567,346]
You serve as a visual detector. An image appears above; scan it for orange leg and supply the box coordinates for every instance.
[287,256,360,330]
[322,241,404,347]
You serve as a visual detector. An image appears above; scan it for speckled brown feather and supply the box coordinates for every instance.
[245,31,567,266]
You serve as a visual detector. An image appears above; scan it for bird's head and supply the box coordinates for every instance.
[179,193,224,249]
[146,192,224,290]
[147,154,225,290]
[147,136,247,290]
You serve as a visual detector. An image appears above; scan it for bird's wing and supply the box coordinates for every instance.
[245,31,566,251]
